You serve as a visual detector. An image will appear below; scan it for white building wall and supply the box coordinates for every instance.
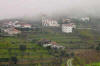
[49,20,59,27]
[62,24,73,33]
[42,16,59,27]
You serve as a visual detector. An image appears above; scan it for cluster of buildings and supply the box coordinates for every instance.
[42,16,76,33]
[42,16,59,27]
[0,16,90,35]
[1,21,32,35]
[38,39,65,49]
[3,21,32,28]
[71,17,90,22]
[3,28,21,35]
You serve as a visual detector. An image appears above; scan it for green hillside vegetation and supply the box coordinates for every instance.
[0,27,100,65]
[86,62,100,66]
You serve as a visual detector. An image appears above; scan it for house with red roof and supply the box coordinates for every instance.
[38,39,65,49]
[4,28,21,35]
[21,24,32,28]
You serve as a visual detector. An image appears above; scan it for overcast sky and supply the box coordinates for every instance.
[0,0,100,19]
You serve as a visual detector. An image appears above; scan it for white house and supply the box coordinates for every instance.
[43,44,52,47]
[80,17,90,22]
[63,18,71,23]
[62,24,73,33]
[21,24,32,28]
[14,23,22,28]
[62,23,77,33]
[38,39,65,49]
[12,21,21,28]
[3,21,14,27]
[7,21,13,26]
[42,16,59,27]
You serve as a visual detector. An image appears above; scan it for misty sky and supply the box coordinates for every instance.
[0,0,100,19]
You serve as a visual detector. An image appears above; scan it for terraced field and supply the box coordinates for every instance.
[0,28,99,65]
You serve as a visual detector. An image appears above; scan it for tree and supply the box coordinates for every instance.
[46,46,51,50]
[19,45,27,59]
[96,43,100,50]
[66,53,70,57]
[19,45,27,51]
[70,52,75,57]
[11,57,17,64]
[60,50,66,57]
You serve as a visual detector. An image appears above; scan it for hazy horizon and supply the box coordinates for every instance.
[0,0,100,19]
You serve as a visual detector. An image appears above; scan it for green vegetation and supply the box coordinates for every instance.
[0,27,100,65]
[86,62,100,66]
[72,56,86,66]
[0,37,53,59]
[96,43,100,50]
[78,29,94,39]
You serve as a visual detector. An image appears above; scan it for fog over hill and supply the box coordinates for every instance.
[0,0,100,19]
